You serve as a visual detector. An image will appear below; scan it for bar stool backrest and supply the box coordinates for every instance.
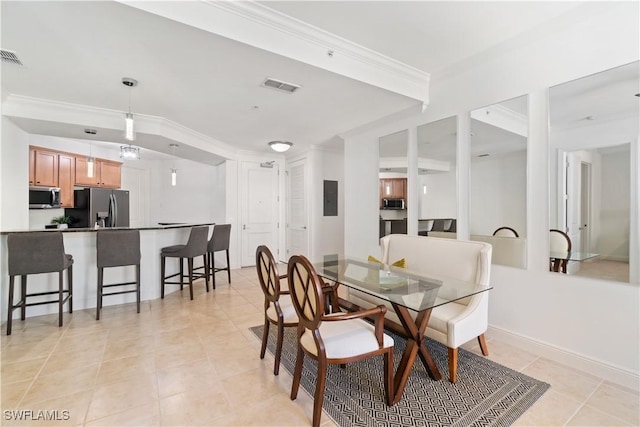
[209,224,231,252]
[97,230,141,268]
[182,226,209,257]
[8,232,67,276]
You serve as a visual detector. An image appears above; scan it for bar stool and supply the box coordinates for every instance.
[161,226,209,300]
[207,224,231,289]
[96,230,141,320]
[6,232,73,335]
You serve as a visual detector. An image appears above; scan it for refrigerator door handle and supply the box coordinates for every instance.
[107,194,114,227]
[113,193,118,227]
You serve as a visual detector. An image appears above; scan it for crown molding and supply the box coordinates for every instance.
[2,94,239,161]
[116,0,430,103]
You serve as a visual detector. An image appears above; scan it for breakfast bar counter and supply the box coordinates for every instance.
[0,223,216,320]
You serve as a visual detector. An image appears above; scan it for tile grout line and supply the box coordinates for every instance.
[561,378,604,427]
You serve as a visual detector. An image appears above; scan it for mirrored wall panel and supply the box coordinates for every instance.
[549,61,638,282]
[470,95,528,268]
[379,130,408,237]
[416,116,457,239]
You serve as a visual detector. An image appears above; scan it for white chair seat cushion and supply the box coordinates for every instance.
[265,294,298,324]
[300,317,394,359]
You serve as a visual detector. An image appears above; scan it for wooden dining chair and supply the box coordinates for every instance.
[550,229,572,273]
[256,245,298,375]
[287,255,394,427]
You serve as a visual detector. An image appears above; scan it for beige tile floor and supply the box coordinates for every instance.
[1,267,638,426]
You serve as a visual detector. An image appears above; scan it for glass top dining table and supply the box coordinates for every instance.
[312,257,492,312]
[311,256,493,404]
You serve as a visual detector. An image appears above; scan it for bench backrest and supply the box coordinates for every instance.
[380,234,492,304]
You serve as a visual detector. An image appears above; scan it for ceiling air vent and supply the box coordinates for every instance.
[1,49,23,66]
[262,77,300,94]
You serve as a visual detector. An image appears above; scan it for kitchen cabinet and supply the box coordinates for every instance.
[31,148,59,187]
[379,178,407,207]
[58,154,75,207]
[75,157,122,188]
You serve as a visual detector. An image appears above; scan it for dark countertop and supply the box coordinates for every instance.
[0,222,216,235]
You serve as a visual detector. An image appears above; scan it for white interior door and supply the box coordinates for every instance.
[287,159,309,259]
[241,161,278,266]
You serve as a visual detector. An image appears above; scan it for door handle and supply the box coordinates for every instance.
[303,226,307,230]
[243,224,247,230]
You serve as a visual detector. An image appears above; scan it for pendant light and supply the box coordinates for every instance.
[120,144,140,160]
[84,128,97,178]
[122,77,138,141]
[170,144,178,186]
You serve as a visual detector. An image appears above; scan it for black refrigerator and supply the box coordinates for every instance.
[65,188,130,228]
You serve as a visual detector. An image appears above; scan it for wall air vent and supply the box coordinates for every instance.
[1,49,23,66]
[262,77,300,94]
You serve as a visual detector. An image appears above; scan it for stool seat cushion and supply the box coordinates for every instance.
[161,244,186,257]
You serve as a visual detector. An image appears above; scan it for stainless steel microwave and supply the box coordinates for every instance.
[382,198,405,210]
[29,187,61,209]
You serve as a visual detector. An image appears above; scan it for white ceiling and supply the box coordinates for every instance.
[261,1,584,76]
[1,1,632,165]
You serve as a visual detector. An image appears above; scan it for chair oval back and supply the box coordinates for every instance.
[256,245,281,303]
[287,255,324,330]
[493,226,519,237]
[8,232,66,276]
[550,229,572,254]
[209,224,231,252]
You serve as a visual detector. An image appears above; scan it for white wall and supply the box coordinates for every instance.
[600,149,630,261]
[470,151,527,236]
[1,118,29,230]
[319,146,345,258]
[418,169,457,219]
[344,2,639,383]
[148,158,220,225]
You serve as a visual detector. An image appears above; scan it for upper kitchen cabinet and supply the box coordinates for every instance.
[30,147,59,187]
[75,157,121,188]
[58,153,75,207]
[379,178,407,201]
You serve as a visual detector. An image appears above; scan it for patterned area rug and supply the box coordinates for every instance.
[250,325,549,427]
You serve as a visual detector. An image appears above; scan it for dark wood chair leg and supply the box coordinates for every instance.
[97,267,103,320]
[20,275,26,320]
[179,258,184,290]
[312,359,327,427]
[203,255,209,292]
[188,257,194,300]
[68,265,73,313]
[260,317,270,360]
[384,350,394,405]
[290,346,305,400]
[226,249,231,283]
[7,275,15,335]
[478,334,489,356]
[211,254,216,290]
[448,347,458,383]
[161,256,166,299]
[274,320,285,375]
[136,264,141,313]
[58,271,64,327]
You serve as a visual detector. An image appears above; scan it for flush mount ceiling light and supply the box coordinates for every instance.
[120,144,140,160]
[268,140,293,152]
[122,77,138,141]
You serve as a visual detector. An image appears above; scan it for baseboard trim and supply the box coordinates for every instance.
[487,325,639,392]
